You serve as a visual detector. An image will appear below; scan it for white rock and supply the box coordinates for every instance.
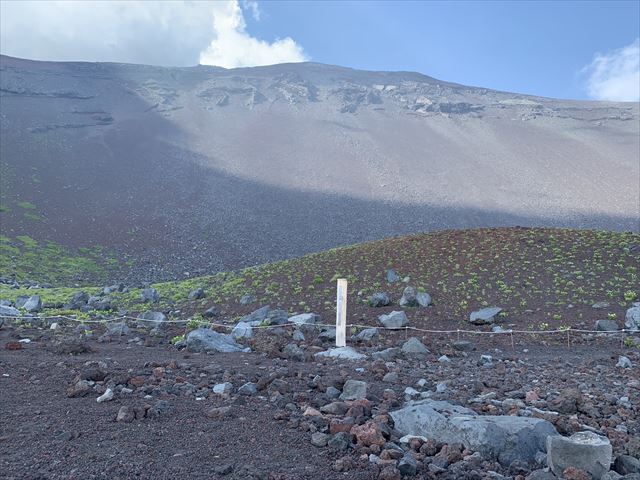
[314,346,366,360]
[616,356,632,368]
[96,388,114,403]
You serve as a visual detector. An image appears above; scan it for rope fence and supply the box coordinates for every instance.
[1,313,637,337]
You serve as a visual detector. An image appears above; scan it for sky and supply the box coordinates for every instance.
[1,0,639,101]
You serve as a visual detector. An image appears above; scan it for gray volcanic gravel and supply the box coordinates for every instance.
[0,55,638,283]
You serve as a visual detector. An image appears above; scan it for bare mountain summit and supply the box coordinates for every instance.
[0,55,638,281]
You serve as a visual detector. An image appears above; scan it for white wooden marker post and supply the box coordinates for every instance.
[335,279,347,347]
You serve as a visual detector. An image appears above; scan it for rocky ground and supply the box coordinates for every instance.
[1,308,639,480]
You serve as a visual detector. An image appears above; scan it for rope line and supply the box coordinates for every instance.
[0,314,637,336]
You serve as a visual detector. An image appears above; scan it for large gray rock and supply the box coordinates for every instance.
[105,322,130,336]
[614,455,640,475]
[266,309,289,325]
[390,400,557,466]
[136,311,167,329]
[625,306,640,331]
[401,337,429,354]
[231,321,253,339]
[239,294,256,305]
[314,346,366,360]
[140,288,159,303]
[595,319,619,331]
[0,305,20,317]
[240,305,271,325]
[469,307,502,325]
[416,292,431,307]
[282,343,305,361]
[354,327,378,342]
[387,269,400,283]
[186,328,249,353]
[379,310,408,329]
[87,296,111,311]
[369,292,390,307]
[288,313,321,325]
[546,431,612,479]
[65,291,89,310]
[340,379,367,400]
[188,288,205,300]
[399,287,419,307]
[15,296,29,308]
[23,295,42,313]
[399,287,431,307]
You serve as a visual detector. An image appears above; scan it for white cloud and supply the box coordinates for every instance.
[242,0,261,22]
[0,0,306,68]
[199,1,306,68]
[582,39,640,102]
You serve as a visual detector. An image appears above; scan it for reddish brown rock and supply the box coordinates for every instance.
[129,376,145,388]
[351,421,386,447]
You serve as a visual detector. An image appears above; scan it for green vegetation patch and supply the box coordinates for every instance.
[0,236,123,286]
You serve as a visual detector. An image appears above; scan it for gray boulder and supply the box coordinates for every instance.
[288,313,321,325]
[231,321,253,339]
[0,305,20,317]
[239,294,256,305]
[140,288,159,303]
[614,455,640,475]
[186,328,249,353]
[103,283,124,295]
[354,327,378,342]
[369,292,390,307]
[188,288,205,300]
[597,319,619,332]
[314,346,366,361]
[617,356,632,368]
[66,291,89,310]
[283,343,305,361]
[318,327,336,341]
[23,295,42,313]
[625,306,640,331]
[136,311,167,329]
[402,337,429,355]
[379,310,408,329]
[240,305,271,325]
[416,292,431,307]
[203,306,219,318]
[340,379,367,401]
[399,287,431,307]
[266,309,289,325]
[87,296,111,311]
[547,431,612,479]
[105,322,130,336]
[399,287,418,307]
[387,269,400,282]
[15,296,29,308]
[238,382,258,396]
[372,347,400,361]
[390,399,557,465]
[469,307,502,325]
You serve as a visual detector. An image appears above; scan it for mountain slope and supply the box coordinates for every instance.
[0,55,638,283]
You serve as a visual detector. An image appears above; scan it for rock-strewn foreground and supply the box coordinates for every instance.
[1,319,638,480]
[0,228,639,479]
[1,55,638,283]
